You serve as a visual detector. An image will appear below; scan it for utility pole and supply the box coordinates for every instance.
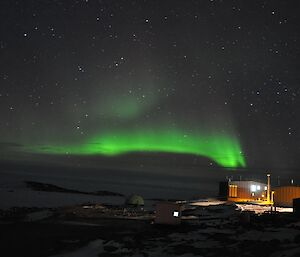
[267,173,271,204]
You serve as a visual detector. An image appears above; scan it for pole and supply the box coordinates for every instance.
[267,173,271,204]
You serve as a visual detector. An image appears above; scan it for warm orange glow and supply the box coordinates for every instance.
[229,185,238,197]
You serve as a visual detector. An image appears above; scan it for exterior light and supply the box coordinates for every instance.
[173,211,179,217]
[257,185,261,190]
[264,186,268,190]
[250,185,257,192]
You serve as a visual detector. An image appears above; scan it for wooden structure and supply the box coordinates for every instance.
[155,202,182,225]
[274,186,300,207]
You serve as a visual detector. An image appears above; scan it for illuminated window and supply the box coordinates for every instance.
[251,192,255,196]
[173,211,179,217]
[229,185,237,197]
[256,185,261,190]
[250,185,257,192]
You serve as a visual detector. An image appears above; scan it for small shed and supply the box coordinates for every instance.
[293,198,300,217]
[125,194,144,206]
[155,202,182,225]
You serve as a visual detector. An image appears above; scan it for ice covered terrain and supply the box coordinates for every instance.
[1,168,300,257]
[38,200,300,257]
[45,208,300,257]
[0,167,218,209]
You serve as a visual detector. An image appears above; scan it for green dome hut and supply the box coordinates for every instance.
[125,194,144,206]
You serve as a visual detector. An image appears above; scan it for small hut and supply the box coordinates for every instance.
[155,201,182,225]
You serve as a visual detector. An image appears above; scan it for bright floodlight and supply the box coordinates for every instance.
[250,185,257,192]
[173,211,179,217]
[257,185,261,190]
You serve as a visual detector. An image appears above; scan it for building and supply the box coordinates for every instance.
[293,198,300,217]
[273,186,300,207]
[155,202,182,225]
[219,180,269,203]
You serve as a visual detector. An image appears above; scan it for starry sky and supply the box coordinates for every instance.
[0,0,299,174]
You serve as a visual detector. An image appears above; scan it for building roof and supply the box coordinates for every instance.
[273,185,300,189]
[229,180,267,184]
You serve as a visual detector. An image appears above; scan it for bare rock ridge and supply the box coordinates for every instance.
[25,181,124,197]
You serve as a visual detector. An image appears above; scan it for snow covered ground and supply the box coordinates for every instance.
[1,169,300,257]
[0,168,216,209]
[190,199,293,214]
[39,200,300,257]
[0,185,125,209]
[236,203,293,214]
[46,219,300,257]
[189,199,226,206]
[0,167,216,201]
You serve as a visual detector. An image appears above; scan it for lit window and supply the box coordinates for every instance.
[251,192,255,196]
[250,185,257,192]
[257,185,261,190]
[173,211,179,217]
[229,185,237,197]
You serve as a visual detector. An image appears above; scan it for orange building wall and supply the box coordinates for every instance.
[228,181,267,202]
[274,186,300,207]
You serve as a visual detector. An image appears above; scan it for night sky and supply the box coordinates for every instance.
[0,1,299,174]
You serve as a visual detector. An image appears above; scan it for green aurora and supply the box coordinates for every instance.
[26,129,246,168]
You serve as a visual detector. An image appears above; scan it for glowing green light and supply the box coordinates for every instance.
[104,96,143,119]
[26,129,246,168]
[97,91,159,120]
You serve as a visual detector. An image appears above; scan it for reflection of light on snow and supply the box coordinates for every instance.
[236,204,293,214]
[190,199,226,206]
[271,207,293,213]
